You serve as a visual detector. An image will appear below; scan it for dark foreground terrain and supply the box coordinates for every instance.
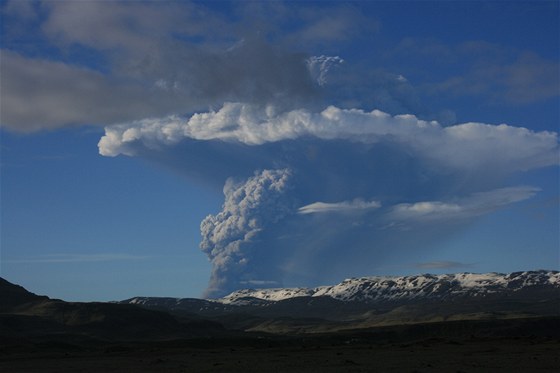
[1,277,559,372]
[2,317,559,372]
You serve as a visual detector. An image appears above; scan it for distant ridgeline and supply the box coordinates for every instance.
[216,270,560,304]
[123,270,560,320]
[2,270,559,337]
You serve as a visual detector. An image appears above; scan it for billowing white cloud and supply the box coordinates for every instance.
[298,199,381,214]
[99,103,559,176]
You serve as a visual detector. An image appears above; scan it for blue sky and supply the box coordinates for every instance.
[1,1,558,301]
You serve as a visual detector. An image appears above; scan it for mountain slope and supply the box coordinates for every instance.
[0,278,48,311]
[121,270,560,332]
[218,270,560,305]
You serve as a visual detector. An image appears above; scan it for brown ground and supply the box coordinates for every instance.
[2,336,558,372]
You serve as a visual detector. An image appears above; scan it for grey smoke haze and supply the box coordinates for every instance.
[1,38,318,131]
[2,2,321,132]
[1,1,442,132]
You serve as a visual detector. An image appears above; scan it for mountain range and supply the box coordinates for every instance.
[217,270,560,304]
[120,270,560,333]
[2,270,559,372]
[2,270,559,335]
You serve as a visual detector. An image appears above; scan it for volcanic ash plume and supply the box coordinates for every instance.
[98,104,559,297]
[199,169,294,298]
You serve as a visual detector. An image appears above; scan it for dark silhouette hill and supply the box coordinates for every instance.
[0,278,224,342]
[0,278,48,311]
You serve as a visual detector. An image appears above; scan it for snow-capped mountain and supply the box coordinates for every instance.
[118,270,560,329]
[123,270,559,309]
[217,270,559,305]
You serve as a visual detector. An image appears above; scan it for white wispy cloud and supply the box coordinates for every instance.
[389,186,540,222]
[298,199,381,214]
[4,253,150,264]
